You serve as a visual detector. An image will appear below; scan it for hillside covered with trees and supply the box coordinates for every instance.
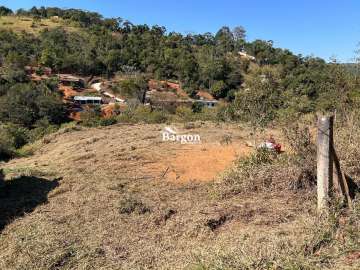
[1,5,360,159]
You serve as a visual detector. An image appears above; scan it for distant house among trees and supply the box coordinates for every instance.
[58,74,85,88]
[195,91,219,108]
[74,96,102,105]
[146,88,219,110]
[195,99,219,108]
[238,51,256,61]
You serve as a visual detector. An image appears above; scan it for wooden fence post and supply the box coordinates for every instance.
[317,115,334,211]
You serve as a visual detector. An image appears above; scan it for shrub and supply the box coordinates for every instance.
[218,125,317,197]
[29,118,58,142]
[210,80,227,98]
[118,195,150,215]
[80,107,102,127]
[0,127,15,160]
[219,148,279,195]
[175,106,193,122]
[215,103,235,122]
[192,102,204,113]
[144,110,168,124]
[100,117,117,126]
[0,124,34,160]
[283,124,316,162]
[334,110,360,180]
[116,106,168,124]
[133,106,152,122]
[15,142,39,157]
[4,124,30,148]
[0,120,62,161]
[116,112,134,124]
[197,107,219,121]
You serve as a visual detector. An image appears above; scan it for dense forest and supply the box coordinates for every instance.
[1,6,360,159]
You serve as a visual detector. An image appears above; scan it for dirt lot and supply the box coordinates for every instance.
[0,123,356,269]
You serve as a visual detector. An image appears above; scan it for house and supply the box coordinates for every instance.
[195,91,218,108]
[145,89,194,111]
[145,81,220,110]
[58,74,85,89]
[195,99,219,108]
[74,96,102,105]
[238,51,256,61]
[196,90,215,100]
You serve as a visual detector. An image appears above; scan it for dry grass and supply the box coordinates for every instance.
[0,121,358,269]
[334,111,360,180]
[204,117,360,270]
[192,198,360,270]
[0,16,79,35]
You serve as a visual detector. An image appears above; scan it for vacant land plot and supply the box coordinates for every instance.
[0,123,358,269]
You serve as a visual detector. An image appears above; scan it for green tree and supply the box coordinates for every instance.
[0,6,12,16]
[210,80,227,99]
[215,26,234,54]
[114,76,148,103]
[233,65,283,125]
[233,26,246,51]
[0,83,67,127]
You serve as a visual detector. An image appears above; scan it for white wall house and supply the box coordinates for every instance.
[74,96,102,105]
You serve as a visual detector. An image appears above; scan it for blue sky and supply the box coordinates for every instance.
[1,0,360,62]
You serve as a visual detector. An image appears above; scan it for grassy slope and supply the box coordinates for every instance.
[0,122,358,269]
[0,15,79,34]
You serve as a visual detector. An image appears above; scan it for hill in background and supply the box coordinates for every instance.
[0,15,79,34]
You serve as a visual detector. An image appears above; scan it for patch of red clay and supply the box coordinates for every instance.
[161,143,252,183]
[59,85,78,101]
